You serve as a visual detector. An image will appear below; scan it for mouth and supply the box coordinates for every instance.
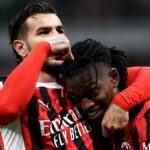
[87,108,104,120]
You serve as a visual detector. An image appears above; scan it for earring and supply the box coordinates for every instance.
[113,87,119,95]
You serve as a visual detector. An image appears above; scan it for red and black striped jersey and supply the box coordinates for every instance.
[0,41,150,149]
[111,100,150,150]
[21,82,99,150]
[0,42,99,150]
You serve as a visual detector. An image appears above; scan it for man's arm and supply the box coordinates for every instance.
[0,42,51,125]
[102,67,150,137]
[0,36,73,125]
[112,67,150,110]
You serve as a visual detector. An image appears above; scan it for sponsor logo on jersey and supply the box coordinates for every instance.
[121,141,132,150]
[143,143,150,150]
[38,103,92,148]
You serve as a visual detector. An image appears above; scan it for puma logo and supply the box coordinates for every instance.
[38,99,51,111]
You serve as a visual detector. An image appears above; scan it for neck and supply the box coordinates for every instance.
[38,71,57,82]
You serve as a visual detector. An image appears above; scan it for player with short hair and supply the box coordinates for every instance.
[0,2,99,150]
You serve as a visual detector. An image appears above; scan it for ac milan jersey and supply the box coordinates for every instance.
[111,100,150,150]
[0,119,25,150]
[0,41,99,150]
[1,41,150,149]
[21,82,98,149]
[0,79,25,150]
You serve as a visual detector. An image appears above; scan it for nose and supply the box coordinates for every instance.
[78,99,95,113]
[51,28,63,35]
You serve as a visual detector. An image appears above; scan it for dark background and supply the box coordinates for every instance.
[0,0,150,76]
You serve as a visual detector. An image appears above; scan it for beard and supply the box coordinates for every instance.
[42,59,62,78]
[27,43,62,78]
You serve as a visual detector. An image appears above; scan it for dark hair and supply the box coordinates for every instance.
[8,1,56,64]
[62,38,127,91]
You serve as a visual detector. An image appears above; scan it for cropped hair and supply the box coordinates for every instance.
[61,38,128,91]
[8,1,56,64]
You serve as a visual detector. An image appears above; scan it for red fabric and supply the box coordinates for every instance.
[0,41,97,149]
[0,133,4,150]
[112,67,150,111]
[111,101,150,150]
[0,41,51,125]
[21,86,96,150]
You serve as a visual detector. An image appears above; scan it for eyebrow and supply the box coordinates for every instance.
[36,25,64,32]
[36,26,51,32]
[57,25,64,29]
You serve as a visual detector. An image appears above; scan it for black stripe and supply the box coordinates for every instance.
[39,87,67,150]
[132,126,140,150]
[130,103,144,150]
[100,138,112,150]
[40,87,57,120]
[129,104,144,121]
[84,120,102,150]
[145,109,150,145]
[114,130,125,150]
[60,109,88,150]
[88,130,101,150]
[28,95,43,150]
[56,89,88,150]
[56,89,64,107]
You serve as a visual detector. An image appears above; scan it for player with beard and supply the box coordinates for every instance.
[0,2,100,150]
[0,36,73,150]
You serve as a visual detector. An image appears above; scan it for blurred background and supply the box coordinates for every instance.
[0,0,150,76]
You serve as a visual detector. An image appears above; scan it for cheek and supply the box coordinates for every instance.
[105,86,114,105]
[26,36,44,48]
[77,99,94,112]
[96,87,113,106]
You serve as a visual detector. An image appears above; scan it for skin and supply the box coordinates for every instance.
[12,12,127,137]
[101,103,128,137]
[13,13,73,82]
[66,63,120,123]
[67,63,128,137]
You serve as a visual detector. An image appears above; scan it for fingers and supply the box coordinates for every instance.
[50,36,67,50]
[47,35,74,61]
[62,48,74,60]
[47,56,65,66]
[102,119,124,137]
[59,37,74,60]
[101,122,110,137]
[101,103,129,137]
[49,59,64,66]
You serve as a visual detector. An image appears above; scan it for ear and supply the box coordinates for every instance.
[109,68,120,88]
[13,40,29,58]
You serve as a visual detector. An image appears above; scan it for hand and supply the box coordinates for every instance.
[101,103,129,137]
[45,35,74,61]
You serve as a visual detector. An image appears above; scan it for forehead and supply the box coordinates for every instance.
[26,13,62,30]
[66,65,98,97]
